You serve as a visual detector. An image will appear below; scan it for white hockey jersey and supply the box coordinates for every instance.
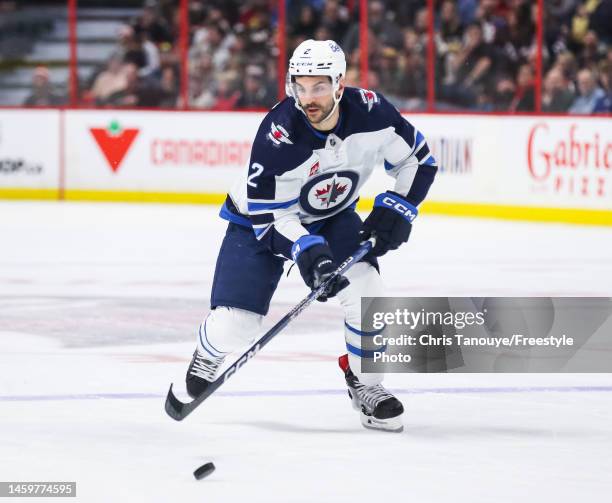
[220,87,438,260]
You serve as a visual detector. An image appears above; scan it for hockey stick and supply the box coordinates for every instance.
[164,239,374,421]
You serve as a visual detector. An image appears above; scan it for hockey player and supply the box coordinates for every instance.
[184,39,437,432]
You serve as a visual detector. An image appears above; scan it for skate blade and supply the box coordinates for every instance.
[360,413,404,433]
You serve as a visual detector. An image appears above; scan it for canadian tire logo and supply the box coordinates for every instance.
[90,120,139,172]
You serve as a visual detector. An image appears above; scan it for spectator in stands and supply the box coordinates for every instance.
[135,3,173,45]
[189,53,217,108]
[555,51,579,82]
[314,24,333,42]
[159,65,179,108]
[457,0,478,25]
[190,51,216,108]
[491,75,516,110]
[400,45,427,109]
[211,72,241,111]
[493,1,532,78]
[542,67,575,112]
[384,0,426,28]
[569,67,606,113]
[344,0,403,54]
[319,1,350,43]
[23,66,64,106]
[237,0,274,58]
[137,26,161,79]
[90,55,128,105]
[546,0,577,28]
[344,67,360,87]
[571,2,591,45]
[588,0,612,45]
[115,24,160,78]
[437,1,464,88]
[438,0,464,44]
[578,30,606,70]
[413,6,430,41]
[375,46,404,101]
[593,61,612,112]
[116,24,146,69]
[508,63,535,111]
[101,63,164,108]
[192,23,235,73]
[441,22,493,108]
[235,64,275,108]
[475,0,508,45]
[291,4,319,40]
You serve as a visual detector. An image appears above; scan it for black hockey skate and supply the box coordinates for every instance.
[338,354,404,432]
[185,349,225,399]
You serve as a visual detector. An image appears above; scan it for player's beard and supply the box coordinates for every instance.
[302,99,334,125]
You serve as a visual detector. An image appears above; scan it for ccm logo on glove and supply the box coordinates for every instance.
[380,195,418,222]
[360,192,418,258]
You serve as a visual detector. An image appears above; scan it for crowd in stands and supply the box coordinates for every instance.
[84,2,181,107]
[17,0,612,113]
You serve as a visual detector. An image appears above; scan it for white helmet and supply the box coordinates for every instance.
[286,39,346,120]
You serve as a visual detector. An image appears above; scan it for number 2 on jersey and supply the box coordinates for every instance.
[247,162,264,188]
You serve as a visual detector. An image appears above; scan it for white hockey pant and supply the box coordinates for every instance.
[196,262,385,385]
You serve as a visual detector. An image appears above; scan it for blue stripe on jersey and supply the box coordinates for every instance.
[421,154,437,167]
[415,130,425,151]
[219,201,252,227]
[248,198,299,212]
[254,226,271,237]
[384,159,395,171]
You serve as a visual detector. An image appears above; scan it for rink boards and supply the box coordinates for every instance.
[0,108,610,225]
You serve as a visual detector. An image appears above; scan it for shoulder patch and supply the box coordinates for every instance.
[267,122,293,146]
[358,88,380,112]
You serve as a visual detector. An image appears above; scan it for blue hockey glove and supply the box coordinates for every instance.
[292,235,350,302]
[360,191,418,257]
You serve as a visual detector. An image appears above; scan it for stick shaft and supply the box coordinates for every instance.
[165,240,373,420]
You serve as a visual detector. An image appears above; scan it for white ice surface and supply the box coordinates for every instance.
[1,201,611,503]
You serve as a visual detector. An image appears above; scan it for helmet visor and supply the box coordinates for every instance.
[290,79,334,100]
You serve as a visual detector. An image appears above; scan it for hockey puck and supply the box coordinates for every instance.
[193,462,215,480]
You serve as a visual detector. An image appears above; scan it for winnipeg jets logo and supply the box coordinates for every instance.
[300,171,359,216]
[359,88,379,112]
[267,122,293,146]
[315,176,348,208]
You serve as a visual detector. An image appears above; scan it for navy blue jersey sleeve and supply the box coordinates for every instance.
[375,94,438,206]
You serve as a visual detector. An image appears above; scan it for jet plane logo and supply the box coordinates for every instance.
[268,122,293,146]
[359,88,380,112]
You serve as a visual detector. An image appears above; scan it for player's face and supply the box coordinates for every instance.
[294,76,336,124]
